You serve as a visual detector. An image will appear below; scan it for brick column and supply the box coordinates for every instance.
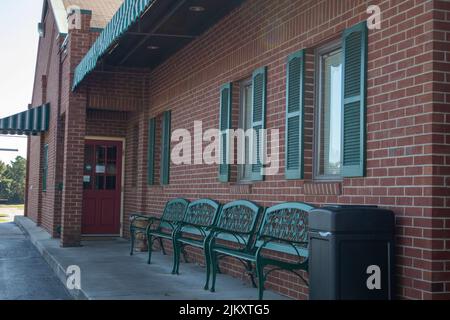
[60,94,86,247]
[60,10,91,247]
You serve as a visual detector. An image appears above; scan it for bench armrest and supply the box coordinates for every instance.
[130,215,162,229]
[175,222,211,239]
[256,237,308,262]
[209,228,251,248]
[258,235,308,248]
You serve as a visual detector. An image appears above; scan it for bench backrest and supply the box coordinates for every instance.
[182,199,221,228]
[216,200,263,235]
[258,202,315,244]
[161,198,190,223]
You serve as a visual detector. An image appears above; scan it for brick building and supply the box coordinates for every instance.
[1,0,449,300]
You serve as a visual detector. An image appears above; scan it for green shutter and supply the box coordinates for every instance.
[147,118,156,185]
[251,67,267,181]
[160,111,171,185]
[285,50,305,180]
[341,22,368,177]
[219,83,232,183]
[43,144,48,191]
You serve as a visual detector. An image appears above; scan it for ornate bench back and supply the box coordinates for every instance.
[216,200,263,234]
[258,202,315,244]
[161,198,190,223]
[183,199,221,227]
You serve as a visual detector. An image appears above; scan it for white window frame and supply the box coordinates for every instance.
[314,40,344,181]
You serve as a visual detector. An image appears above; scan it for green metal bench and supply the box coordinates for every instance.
[129,198,189,260]
[203,200,264,291]
[172,199,221,276]
[208,202,315,300]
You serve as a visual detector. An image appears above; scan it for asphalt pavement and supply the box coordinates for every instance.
[0,222,70,300]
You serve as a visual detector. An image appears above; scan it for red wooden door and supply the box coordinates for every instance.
[82,140,123,235]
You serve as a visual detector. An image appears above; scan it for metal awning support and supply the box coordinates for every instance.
[0,104,50,136]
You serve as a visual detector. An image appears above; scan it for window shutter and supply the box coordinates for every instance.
[341,22,368,177]
[251,67,267,181]
[43,144,48,191]
[218,83,232,183]
[160,111,171,185]
[147,118,156,185]
[285,50,305,180]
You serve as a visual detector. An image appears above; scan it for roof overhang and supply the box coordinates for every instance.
[0,104,50,136]
[72,0,245,90]
[49,0,70,35]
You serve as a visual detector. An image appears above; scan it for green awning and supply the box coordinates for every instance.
[0,104,50,136]
[72,0,154,90]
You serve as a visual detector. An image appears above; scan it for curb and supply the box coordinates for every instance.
[14,216,88,300]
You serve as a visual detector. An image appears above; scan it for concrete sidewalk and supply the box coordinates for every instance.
[15,216,287,300]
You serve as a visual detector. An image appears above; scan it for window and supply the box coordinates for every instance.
[238,79,253,182]
[315,42,343,179]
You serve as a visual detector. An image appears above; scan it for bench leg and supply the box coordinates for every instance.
[130,228,135,256]
[256,262,265,301]
[210,252,218,293]
[159,238,167,255]
[172,239,180,275]
[204,242,211,291]
[147,235,154,264]
[175,244,184,274]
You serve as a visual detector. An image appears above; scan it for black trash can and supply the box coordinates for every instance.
[308,205,395,300]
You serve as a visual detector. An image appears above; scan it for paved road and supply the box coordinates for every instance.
[0,222,70,300]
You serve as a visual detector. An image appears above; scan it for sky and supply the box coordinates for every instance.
[0,0,42,164]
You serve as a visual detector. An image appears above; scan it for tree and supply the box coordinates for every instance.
[0,156,26,204]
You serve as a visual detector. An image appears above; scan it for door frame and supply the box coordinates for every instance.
[84,136,126,237]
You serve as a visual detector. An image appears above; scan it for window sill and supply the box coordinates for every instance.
[230,183,252,195]
[304,182,342,196]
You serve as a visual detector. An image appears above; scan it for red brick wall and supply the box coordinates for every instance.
[430,0,450,299]
[27,0,449,300]
[86,109,128,138]
[116,0,445,300]
[28,5,62,233]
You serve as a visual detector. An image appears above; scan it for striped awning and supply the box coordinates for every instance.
[72,0,154,90]
[0,104,50,136]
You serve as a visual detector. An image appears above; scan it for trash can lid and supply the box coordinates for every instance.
[309,205,395,233]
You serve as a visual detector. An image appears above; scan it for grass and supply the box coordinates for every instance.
[0,204,24,209]
[0,213,9,223]
[0,204,23,223]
